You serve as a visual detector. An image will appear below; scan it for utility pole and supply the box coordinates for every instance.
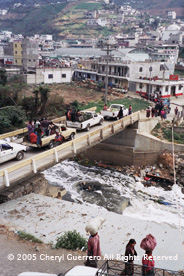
[149,66,152,101]
[101,40,117,105]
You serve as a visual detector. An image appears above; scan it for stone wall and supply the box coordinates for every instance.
[0,174,66,204]
[173,126,184,134]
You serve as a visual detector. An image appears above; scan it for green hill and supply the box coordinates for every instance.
[0,0,183,39]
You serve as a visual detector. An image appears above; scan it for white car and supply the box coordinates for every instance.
[18,265,98,276]
[0,140,27,164]
[100,104,128,119]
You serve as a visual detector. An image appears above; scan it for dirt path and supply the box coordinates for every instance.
[0,227,99,276]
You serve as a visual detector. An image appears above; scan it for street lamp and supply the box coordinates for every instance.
[149,66,152,100]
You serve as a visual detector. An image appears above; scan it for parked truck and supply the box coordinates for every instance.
[66,111,104,131]
[100,104,128,119]
[0,140,27,164]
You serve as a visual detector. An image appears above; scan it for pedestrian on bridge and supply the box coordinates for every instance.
[118,106,123,119]
[146,107,151,118]
[142,251,155,276]
[124,239,137,276]
[84,232,101,268]
[128,105,132,115]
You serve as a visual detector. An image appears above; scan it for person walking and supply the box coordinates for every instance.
[128,105,132,115]
[151,107,155,118]
[175,107,178,116]
[146,107,151,118]
[85,232,101,268]
[161,109,165,120]
[118,106,123,119]
[142,251,155,276]
[124,239,137,276]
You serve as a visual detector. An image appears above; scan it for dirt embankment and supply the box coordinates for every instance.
[25,83,125,105]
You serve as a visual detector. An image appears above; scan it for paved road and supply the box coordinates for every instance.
[0,119,114,171]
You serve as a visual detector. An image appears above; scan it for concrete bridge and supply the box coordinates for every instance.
[0,111,140,190]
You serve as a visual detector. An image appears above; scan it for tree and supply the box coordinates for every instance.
[38,86,50,115]
[21,96,35,117]
[0,69,7,86]
[33,89,40,112]
[0,106,26,134]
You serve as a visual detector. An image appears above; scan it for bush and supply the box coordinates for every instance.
[71,100,79,108]
[163,128,172,141]
[154,122,161,130]
[55,230,87,250]
[18,231,43,243]
[0,106,26,134]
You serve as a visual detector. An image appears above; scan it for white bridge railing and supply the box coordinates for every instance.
[0,111,140,189]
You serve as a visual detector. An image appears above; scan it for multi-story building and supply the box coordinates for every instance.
[148,44,179,63]
[74,56,184,98]
[22,38,39,71]
[13,40,23,66]
[168,11,176,20]
[3,42,14,65]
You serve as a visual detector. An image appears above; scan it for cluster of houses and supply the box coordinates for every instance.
[0,3,184,98]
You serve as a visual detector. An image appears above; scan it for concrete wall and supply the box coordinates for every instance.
[138,117,159,134]
[135,133,184,152]
[102,128,137,147]
[173,126,184,134]
[27,74,36,84]
[86,118,184,166]
[86,143,159,166]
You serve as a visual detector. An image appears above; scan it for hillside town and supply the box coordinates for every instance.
[0,2,184,98]
[0,1,184,276]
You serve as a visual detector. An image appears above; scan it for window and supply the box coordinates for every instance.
[165,86,168,92]
[1,144,11,151]
[15,51,17,54]
[139,67,143,72]
[48,74,53,79]
[29,59,31,62]
[139,83,143,89]
[62,74,66,78]
[179,85,183,90]
[15,44,17,47]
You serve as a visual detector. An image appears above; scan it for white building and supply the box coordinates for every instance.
[97,18,108,27]
[40,35,53,41]
[168,11,176,20]
[26,68,73,84]
[87,19,98,26]
[0,9,8,15]
[162,23,181,41]
[74,57,184,98]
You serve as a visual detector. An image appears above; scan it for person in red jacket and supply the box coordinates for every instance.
[142,251,155,276]
[55,130,63,145]
[84,232,101,268]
